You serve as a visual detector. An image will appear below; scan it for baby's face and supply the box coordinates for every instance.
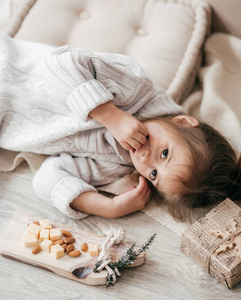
[129,119,191,195]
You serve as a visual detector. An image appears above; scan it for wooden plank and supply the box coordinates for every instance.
[0,212,145,285]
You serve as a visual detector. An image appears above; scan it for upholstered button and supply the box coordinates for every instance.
[136,28,147,36]
[79,12,90,20]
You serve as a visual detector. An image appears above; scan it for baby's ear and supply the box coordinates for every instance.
[171,115,199,128]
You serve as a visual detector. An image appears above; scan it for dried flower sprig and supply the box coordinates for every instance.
[94,233,156,287]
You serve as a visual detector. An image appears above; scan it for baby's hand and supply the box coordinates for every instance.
[106,109,148,151]
[89,102,148,151]
[113,176,151,217]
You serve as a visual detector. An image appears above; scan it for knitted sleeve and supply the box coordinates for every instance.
[39,46,114,122]
[40,45,186,123]
[32,152,97,219]
[39,46,163,122]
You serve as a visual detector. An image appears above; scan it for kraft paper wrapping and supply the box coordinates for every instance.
[181,198,241,289]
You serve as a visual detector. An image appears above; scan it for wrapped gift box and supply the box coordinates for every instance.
[180,198,241,289]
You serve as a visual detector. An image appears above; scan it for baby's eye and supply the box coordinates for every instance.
[161,149,168,159]
[150,169,157,181]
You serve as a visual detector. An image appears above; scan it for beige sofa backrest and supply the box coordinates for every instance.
[3,0,211,103]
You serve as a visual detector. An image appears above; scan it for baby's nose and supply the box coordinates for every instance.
[140,150,151,164]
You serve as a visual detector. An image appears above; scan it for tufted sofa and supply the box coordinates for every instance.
[2,0,241,106]
[1,0,211,103]
[2,0,241,99]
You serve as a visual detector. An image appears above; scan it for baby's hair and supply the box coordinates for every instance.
[148,116,241,222]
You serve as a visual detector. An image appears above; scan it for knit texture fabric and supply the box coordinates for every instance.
[0,36,186,219]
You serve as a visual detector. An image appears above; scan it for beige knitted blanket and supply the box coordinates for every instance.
[1,32,241,235]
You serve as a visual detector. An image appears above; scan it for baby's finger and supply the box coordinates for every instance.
[144,189,151,205]
[141,182,151,195]
[133,132,147,147]
[138,123,149,138]
[145,186,151,198]
[128,185,137,191]
[120,141,132,151]
[142,182,151,195]
[126,138,141,150]
[137,176,148,191]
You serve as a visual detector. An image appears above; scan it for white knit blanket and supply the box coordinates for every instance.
[1,32,241,236]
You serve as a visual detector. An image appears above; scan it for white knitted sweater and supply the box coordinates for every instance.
[0,36,185,219]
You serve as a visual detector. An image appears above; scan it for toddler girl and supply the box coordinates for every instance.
[0,36,240,221]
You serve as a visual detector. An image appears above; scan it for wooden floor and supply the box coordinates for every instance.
[1,162,241,299]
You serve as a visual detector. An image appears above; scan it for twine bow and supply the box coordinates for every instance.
[206,218,241,273]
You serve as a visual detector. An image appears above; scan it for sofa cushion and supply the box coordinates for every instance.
[10,0,211,103]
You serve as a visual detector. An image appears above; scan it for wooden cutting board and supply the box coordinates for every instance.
[0,213,146,285]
